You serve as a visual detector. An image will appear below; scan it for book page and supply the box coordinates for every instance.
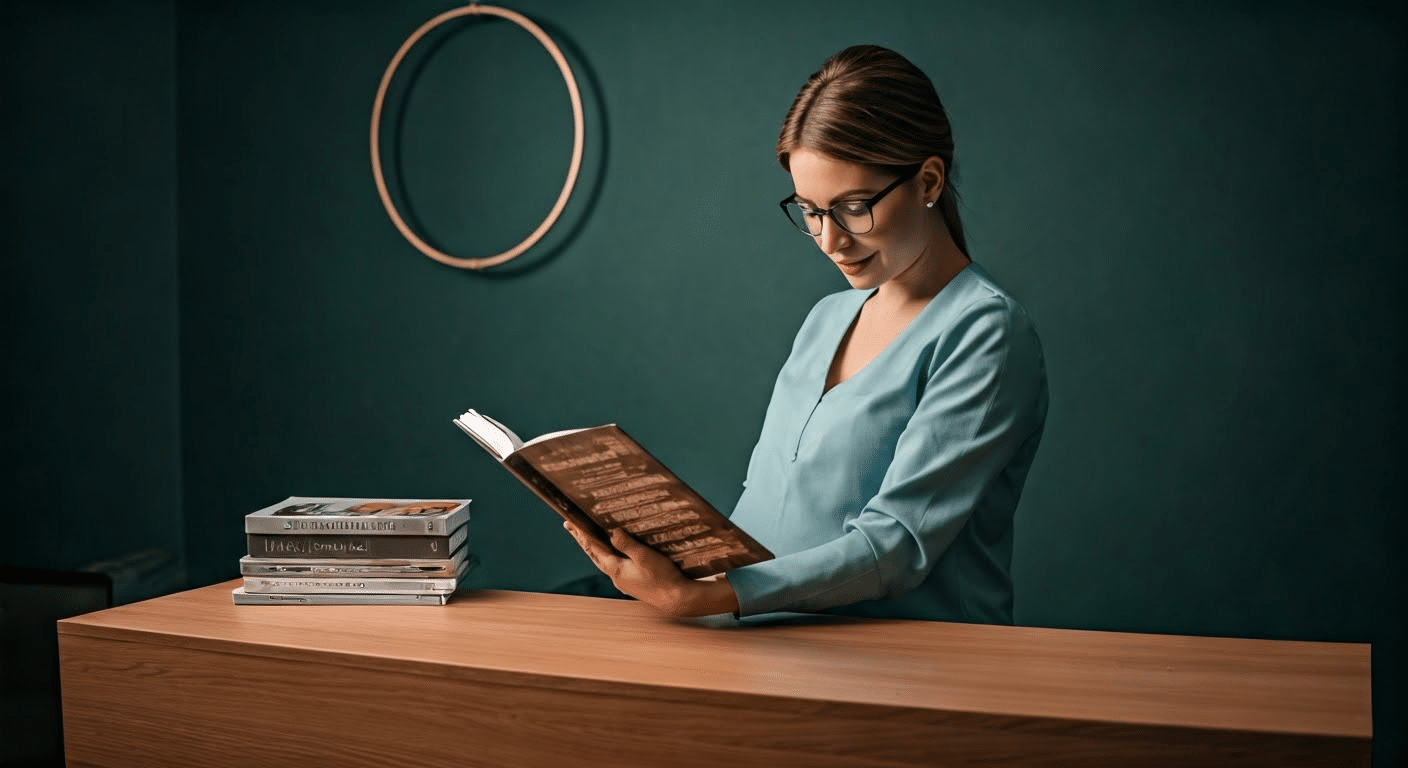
[453,409,523,460]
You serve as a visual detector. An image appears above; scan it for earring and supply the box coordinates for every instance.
[926,200,936,208]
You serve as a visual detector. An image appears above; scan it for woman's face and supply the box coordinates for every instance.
[786,149,937,292]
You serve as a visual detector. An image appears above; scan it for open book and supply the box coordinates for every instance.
[453,409,773,578]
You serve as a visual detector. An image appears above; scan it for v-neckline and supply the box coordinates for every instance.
[821,289,925,397]
[821,290,876,396]
[820,264,976,397]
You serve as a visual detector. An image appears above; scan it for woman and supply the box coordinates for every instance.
[566,45,1048,623]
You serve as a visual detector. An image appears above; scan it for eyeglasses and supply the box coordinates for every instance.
[779,165,921,236]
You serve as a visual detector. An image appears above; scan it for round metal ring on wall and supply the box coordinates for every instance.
[370,4,585,270]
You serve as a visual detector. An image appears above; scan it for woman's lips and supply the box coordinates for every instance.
[836,253,876,275]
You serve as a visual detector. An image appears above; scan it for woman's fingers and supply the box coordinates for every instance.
[565,521,619,574]
[564,521,594,551]
[609,526,650,556]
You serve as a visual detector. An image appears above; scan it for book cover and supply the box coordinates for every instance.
[243,497,470,536]
[240,552,477,593]
[246,524,467,560]
[454,409,773,578]
[240,572,461,594]
[239,547,472,578]
[231,587,450,606]
[241,575,458,594]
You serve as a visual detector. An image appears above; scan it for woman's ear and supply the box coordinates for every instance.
[920,156,946,204]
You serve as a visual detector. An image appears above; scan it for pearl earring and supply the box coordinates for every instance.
[926,200,936,208]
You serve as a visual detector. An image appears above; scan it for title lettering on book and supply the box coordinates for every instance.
[593,488,672,514]
[261,580,370,589]
[589,475,669,499]
[260,540,372,554]
[538,448,621,472]
[281,520,401,531]
[657,536,725,554]
[603,500,696,526]
[641,524,710,545]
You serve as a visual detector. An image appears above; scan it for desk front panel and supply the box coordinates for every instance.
[57,582,1371,767]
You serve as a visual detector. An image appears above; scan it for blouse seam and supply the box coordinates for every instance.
[910,296,1013,538]
[973,300,1013,440]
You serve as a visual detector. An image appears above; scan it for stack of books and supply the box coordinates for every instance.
[231,497,472,605]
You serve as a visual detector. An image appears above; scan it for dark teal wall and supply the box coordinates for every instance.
[174,2,1405,754]
[174,2,1406,755]
[5,0,1403,761]
[2,1,182,571]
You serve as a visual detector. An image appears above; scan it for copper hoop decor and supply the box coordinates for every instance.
[370,4,585,270]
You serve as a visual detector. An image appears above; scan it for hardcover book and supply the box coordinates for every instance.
[244,497,470,536]
[452,409,773,578]
[247,524,467,559]
[242,575,460,594]
[240,551,477,594]
[231,587,450,606]
[239,547,473,579]
[242,576,459,594]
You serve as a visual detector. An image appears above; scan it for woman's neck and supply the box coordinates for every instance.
[874,224,970,308]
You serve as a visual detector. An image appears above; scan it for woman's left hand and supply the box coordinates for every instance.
[563,522,739,617]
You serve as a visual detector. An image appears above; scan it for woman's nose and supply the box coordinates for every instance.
[817,215,851,253]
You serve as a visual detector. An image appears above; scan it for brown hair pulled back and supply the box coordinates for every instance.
[777,45,968,256]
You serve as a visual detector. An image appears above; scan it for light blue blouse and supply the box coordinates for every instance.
[726,263,1048,623]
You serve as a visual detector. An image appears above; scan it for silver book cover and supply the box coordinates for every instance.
[243,496,471,536]
[241,576,457,594]
[241,555,475,594]
[239,547,474,578]
[231,587,450,606]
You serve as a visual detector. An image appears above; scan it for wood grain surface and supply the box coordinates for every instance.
[57,581,1371,767]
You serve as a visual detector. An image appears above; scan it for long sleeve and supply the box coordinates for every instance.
[726,265,1048,622]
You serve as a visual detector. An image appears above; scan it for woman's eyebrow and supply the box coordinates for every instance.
[793,187,878,207]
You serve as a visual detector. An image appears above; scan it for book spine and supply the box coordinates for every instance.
[244,519,442,535]
[243,507,467,536]
[239,549,473,578]
[242,576,458,593]
[231,588,449,606]
[246,526,467,560]
[240,563,460,578]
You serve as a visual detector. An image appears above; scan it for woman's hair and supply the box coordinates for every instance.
[777,45,968,255]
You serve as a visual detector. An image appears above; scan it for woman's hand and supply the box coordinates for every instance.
[563,521,739,617]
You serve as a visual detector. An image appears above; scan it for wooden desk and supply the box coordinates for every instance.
[57,581,1370,767]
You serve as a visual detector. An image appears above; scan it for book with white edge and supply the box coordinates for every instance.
[239,546,473,578]
[240,553,476,594]
[246,524,466,559]
[231,587,450,606]
[242,577,458,594]
[243,496,471,536]
[452,408,773,578]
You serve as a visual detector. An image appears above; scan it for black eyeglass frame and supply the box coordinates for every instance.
[778,164,923,236]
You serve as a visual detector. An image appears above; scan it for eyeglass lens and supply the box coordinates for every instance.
[783,202,874,236]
